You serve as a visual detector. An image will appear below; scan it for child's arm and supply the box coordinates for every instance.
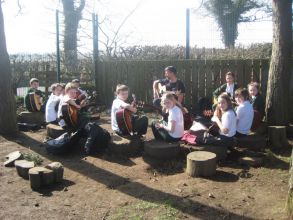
[157,120,176,133]
[211,116,229,134]
[120,101,137,113]
[66,99,81,109]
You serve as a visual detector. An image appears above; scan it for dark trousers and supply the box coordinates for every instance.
[153,98,162,108]
[151,122,181,142]
[235,131,247,138]
[133,115,148,135]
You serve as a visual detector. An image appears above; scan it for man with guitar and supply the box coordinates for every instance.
[152,66,185,108]
[111,84,148,136]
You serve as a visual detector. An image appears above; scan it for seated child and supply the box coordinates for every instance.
[72,79,88,100]
[209,93,237,147]
[151,93,184,142]
[248,82,265,118]
[24,78,46,112]
[111,84,148,136]
[45,83,62,124]
[57,82,82,128]
[234,88,254,137]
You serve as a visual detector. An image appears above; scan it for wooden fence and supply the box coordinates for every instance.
[96,59,270,109]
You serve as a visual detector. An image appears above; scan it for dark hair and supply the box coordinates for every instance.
[164,66,177,74]
[235,88,249,101]
[225,71,235,78]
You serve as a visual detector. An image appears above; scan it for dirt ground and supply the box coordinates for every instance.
[0,115,292,220]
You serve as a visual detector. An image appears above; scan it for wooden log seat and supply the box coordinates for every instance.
[186,151,217,177]
[15,160,35,179]
[46,123,66,139]
[18,111,45,126]
[144,140,180,160]
[108,133,143,156]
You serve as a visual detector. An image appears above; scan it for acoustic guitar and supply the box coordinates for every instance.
[28,93,43,112]
[61,104,79,129]
[115,94,137,136]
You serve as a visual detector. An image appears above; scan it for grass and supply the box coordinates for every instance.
[108,200,180,220]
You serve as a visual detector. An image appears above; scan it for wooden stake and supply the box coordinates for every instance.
[186,151,217,177]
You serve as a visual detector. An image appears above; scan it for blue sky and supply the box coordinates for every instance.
[2,0,272,54]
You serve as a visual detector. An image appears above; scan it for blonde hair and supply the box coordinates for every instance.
[65,82,77,94]
[161,92,176,106]
[115,84,129,95]
[50,83,61,91]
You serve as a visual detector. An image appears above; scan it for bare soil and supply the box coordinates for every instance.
[0,115,291,220]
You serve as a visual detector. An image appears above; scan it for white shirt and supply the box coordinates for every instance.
[57,95,71,127]
[219,110,237,137]
[45,94,61,123]
[236,101,254,135]
[111,98,125,132]
[167,106,184,138]
[226,83,235,98]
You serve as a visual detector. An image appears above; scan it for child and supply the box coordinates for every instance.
[210,93,237,146]
[151,93,184,142]
[57,82,81,128]
[111,84,148,136]
[72,79,88,99]
[213,72,239,109]
[24,78,46,112]
[45,83,62,124]
[247,82,265,118]
[234,88,254,137]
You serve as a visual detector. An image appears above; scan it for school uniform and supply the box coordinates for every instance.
[111,97,148,136]
[151,105,184,142]
[235,101,254,135]
[57,95,69,128]
[250,93,265,118]
[213,83,239,99]
[45,93,61,123]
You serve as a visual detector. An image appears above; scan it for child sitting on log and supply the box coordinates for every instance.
[151,93,184,142]
[45,83,63,124]
[248,81,265,120]
[208,93,237,147]
[24,78,46,112]
[234,88,254,137]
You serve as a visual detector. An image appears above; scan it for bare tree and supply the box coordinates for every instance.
[0,1,17,134]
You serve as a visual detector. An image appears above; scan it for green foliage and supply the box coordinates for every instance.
[15,96,24,104]
[203,0,269,48]
[23,152,43,165]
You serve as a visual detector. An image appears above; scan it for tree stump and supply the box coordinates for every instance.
[4,151,23,167]
[15,160,35,179]
[236,134,267,151]
[108,134,143,156]
[181,144,227,161]
[18,111,45,126]
[28,167,54,190]
[144,140,180,159]
[268,126,288,148]
[45,162,64,183]
[238,156,263,167]
[186,151,217,177]
[46,124,65,139]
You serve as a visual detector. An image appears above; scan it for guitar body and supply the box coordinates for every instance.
[61,105,79,129]
[28,93,43,112]
[116,109,133,135]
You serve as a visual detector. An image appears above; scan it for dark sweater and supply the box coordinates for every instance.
[213,83,239,99]
[250,93,265,118]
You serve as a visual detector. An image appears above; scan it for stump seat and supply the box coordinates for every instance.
[18,111,45,126]
[15,160,35,179]
[45,162,64,183]
[180,144,227,161]
[186,151,217,177]
[4,151,23,167]
[144,140,180,159]
[108,134,143,156]
[235,134,267,150]
[46,124,65,139]
[29,167,54,190]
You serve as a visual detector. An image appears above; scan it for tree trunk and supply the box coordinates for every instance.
[265,0,292,126]
[62,0,85,75]
[0,2,17,134]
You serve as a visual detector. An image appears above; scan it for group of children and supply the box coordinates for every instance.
[24,69,265,154]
